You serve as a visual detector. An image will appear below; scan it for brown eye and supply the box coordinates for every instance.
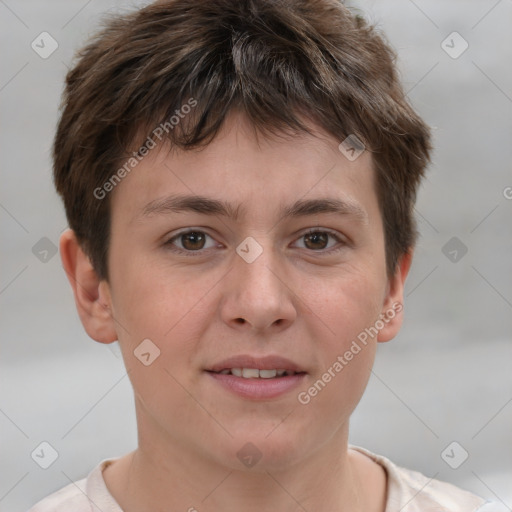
[180,231,206,250]
[166,230,217,254]
[303,231,329,250]
[293,229,346,254]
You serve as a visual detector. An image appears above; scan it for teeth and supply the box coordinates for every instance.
[219,368,296,378]
[242,368,260,378]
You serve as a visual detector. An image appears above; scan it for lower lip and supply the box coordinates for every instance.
[206,371,307,399]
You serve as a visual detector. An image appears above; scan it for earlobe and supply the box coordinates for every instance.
[59,229,118,344]
[377,250,413,343]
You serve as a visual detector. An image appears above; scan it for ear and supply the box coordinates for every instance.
[59,229,117,344]
[377,250,413,343]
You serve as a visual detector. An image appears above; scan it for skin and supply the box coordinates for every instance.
[61,110,412,512]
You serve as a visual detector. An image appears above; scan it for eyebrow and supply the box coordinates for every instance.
[141,194,368,223]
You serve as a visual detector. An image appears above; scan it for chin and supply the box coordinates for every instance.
[213,428,312,473]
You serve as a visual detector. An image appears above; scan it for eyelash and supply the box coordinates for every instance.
[164,228,348,257]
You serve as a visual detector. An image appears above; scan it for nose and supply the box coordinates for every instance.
[219,239,297,334]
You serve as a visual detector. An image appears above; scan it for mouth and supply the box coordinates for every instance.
[205,355,308,399]
[207,368,304,378]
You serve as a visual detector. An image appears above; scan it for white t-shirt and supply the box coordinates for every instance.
[27,446,504,512]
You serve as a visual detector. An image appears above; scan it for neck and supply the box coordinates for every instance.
[104,418,370,512]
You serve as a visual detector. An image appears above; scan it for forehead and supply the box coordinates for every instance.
[109,112,378,225]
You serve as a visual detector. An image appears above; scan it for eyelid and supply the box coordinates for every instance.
[299,227,344,239]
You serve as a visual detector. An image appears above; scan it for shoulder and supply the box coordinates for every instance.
[26,458,122,512]
[349,445,504,512]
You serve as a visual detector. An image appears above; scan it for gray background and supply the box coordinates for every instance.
[1,0,511,510]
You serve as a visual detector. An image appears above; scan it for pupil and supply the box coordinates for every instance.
[305,232,327,250]
[183,232,205,250]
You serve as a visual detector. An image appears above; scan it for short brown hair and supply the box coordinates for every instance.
[53,0,431,280]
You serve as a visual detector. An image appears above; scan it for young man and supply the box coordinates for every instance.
[29,0,502,510]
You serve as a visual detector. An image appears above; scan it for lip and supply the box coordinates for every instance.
[206,371,307,400]
[205,354,307,400]
[206,355,306,373]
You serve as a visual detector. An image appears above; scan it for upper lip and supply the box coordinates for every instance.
[206,355,307,373]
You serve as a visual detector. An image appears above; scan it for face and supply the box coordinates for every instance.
[95,111,406,472]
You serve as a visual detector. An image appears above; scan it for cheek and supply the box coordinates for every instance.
[109,252,208,338]
[298,271,383,406]
[310,267,385,343]
[305,344,376,428]
[298,301,378,425]
[110,267,208,425]
[107,259,215,402]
